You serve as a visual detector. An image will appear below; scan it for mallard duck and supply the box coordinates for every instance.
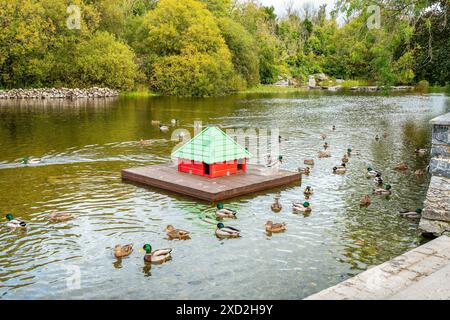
[271,197,282,212]
[347,148,352,156]
[293,201,312,213]
[22,157,41,165]
[164,225,190,240]
[323,142,329,149]
[373,184,392,195]
[359,195,371,207]
[320,133,327,140]
[4,214,26,229]
[415,148,428,155]
[414,169,425,176]
[298,167,310,175]
[394,163,408,171]
[373,174,384,185]
[215,223,240,238]
[159,125,169,132]
[303,186,314,196]
[151,120,161,126]
[318,150,330,158]
[398,208,422,219]
[267,155,283,168]
[278,135,288,143]
[216,203,237,218]
[375,134,380,141]
[333,163,347,174]
[332,125,336,131]
[142,244,172,264]
[265,220,286,233]
[171,119,178,125]
[342,154,349,163]
[366,167,381,177]
[114,244,133,258]
[50,211,74,222]
[304,159,315,166]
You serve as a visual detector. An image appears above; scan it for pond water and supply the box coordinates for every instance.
[0,91,449,299]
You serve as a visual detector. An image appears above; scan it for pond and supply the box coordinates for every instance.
[0,91,449,299]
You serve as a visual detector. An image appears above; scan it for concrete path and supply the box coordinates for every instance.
[305,236,450,300]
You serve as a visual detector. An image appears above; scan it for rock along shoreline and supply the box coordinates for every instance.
[0,87,119,99]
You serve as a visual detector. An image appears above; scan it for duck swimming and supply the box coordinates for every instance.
[265,221,286,233]
[114,244,133,258]
[373,174,384,185]
[151,120,161,126]
[304,159,315,166]
[142,244,172,264]
[215,223,240,238]
[333,163,347,174]
[267,155,283,168]
[22,157,41,165]
[366,167,381,177]
[164,225,190,240]
[359,195,371,207]
[415,148,428,155]
[298,167,311,175]
[171,119,178,125]
[271,196,282,212]
[303,186,314,196]
[139,138,153,146]
[159,125,169,132]
[216,203,237,218]
[323,142,329,149]
[318,150,330,158]
[394,163,408,171]
[320,133,327,140]
[342,154,349,163]
[4,214,26,229]
[50,211,74,222]
[293,201,312,213]
[398,208,422,220]
[414,169,425,176]
[373,184,392,195]
[375,134,380,141]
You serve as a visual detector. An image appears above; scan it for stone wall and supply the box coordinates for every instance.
[0,87,119,99]
[419,113,450,237]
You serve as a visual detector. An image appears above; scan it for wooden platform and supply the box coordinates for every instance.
[122,164,301,201]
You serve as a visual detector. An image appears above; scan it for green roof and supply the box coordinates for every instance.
[172,126,252,164]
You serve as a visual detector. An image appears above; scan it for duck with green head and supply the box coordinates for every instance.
[399,208,422,220]
[293,201,312,213]
[5,214,27,229]
[366,167,381,177]
[141,244,172,264]
[333,163,347,174]
[215,223,240,238]
[216,203,237,218]
[21,157,41,165]
[373,184,392,195]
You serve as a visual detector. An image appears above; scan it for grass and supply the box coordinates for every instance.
[238,85,309,94]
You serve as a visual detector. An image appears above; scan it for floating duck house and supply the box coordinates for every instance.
[172,126,252,178]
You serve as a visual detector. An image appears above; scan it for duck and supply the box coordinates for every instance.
[318,150,330,158]
[359,195,371,207]
[342,154,349,163]
[393,163,408,171]
[278,135,288,143]
[177,131,187,142]
[142,244,172,264]
[171,119,178,125]
[139,138,152,146]
[303,186,314,196]
[375,134,380,141]
[216,203,237,218]
[333,163,347,174]
[50,211,74,222]
[320,133,327,140]
[271,196,282,212]
[373,184,392,195]
[398,208,422,220]
[114,244,133,258]
[293,201,312,213]
[267,155,283,168]
[323,142,329,149]
[332,125,336,131]
[373,174,384,185]
[415,148,428,155]
[366,167,381,177]
[215,223,240,238]
[4,214,26,229]
[304,159,315,166]
[164,225,190,240]
[159,125,169,132]
[22,157,41,165]
[151,120,161,126]
[414,169,425,176]
[265,220,286,233]
[298,167,310,175]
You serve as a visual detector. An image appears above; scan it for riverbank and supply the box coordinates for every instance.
[0,87,119,99]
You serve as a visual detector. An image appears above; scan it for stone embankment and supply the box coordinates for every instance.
[0,87,119,99]
[419,113,450,237]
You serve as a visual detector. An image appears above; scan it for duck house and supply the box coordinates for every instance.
[172,126,252,178]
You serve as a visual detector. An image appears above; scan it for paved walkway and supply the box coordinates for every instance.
[305,236,450,300]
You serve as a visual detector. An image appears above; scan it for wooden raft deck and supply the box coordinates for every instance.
[122,164,301,201]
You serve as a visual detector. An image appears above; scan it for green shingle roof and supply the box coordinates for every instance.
[172,126,252,164]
